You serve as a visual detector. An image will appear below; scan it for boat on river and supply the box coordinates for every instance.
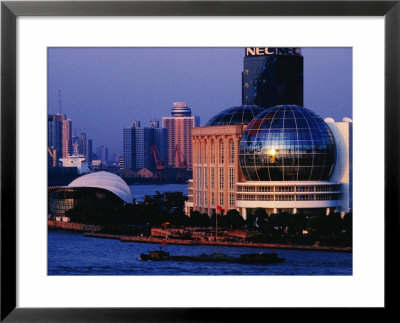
[139,248,170,261]
[139,250,284,264]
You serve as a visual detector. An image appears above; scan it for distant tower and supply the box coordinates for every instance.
[48,113,72,166]
[77,133,93,164]
[150,120,168,169]
[96,145,109,165]
[242,47,303,108]
[123,121,153,170]
[162,102,199,170]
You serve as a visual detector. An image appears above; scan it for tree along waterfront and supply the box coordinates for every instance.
[64,191,352,248]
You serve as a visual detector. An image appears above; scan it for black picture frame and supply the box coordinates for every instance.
[1,0,398,321]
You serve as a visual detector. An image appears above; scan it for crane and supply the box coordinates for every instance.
[150,144,167,182]
[175,144,189,182]
[48,146,57,167]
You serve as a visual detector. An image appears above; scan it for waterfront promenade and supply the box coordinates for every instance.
[84,232,352,253]
[48,220,352,253]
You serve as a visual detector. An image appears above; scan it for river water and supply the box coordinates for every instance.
[129,183,188,202]
[48,184,352,275]
[48,230,352,275]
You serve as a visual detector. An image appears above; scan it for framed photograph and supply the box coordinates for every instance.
[1,0,398,321]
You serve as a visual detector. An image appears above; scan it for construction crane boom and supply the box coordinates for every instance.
[151,144,164,170]
[150,144,167,182]
[48,147,57,167]
[174,145,188,182]
[175,144,187,170]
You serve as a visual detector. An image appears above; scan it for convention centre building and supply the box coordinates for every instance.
[185,104,352,219]
[185,47,352,219]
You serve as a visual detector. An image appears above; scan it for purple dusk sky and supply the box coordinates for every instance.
[48,47,352,156]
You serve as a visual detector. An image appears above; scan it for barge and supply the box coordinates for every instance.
[139,249,284,264]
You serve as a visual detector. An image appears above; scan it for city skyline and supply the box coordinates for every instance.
[48,47,352,155]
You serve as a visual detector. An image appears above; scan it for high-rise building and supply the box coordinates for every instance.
[123,121,164,170]
[96,145,109,165]
[150,120,168,168]
[162,102,200,170]
[48,113,72,166]
[48,115,62,166]
[242,47,303,108]
[77,133,92,164]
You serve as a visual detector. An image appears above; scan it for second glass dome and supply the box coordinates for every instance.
[206,105,266,126]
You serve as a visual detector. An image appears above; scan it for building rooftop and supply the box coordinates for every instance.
[67,171,133,204]
[206,105,266,126]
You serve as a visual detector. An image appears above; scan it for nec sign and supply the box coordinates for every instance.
[245,48,302,57]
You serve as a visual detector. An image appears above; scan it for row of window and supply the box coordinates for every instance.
[195,167,236,191]
[195,192,236,207]
[194,139,236,165]
[236,193,340,201]
[236,185,340,193]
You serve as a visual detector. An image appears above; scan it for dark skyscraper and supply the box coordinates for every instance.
[150,120,168,168]
[242,47,303,108]
[78,132,93,164]
[96,145,109,165]
[123,120,168,171]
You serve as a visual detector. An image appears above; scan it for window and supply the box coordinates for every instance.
[219,168,224,190]
[211,140,216,164]
[296,194,314,201]
[198,168,202,189]
[219,193,224,206]
[211,168,215,189]
[202,142,206,164]
[204,192,208,205]
[229,168,235,190]
[211,193,215,206]
[258,186,274,192]
[230,139,235,164]
[219,139,224,164]
[276,195,295,201]
[276,186,294,192]
[237,194,255,201]
[196,142,200,164]
[229,193,235,207]
[204,168,208,189]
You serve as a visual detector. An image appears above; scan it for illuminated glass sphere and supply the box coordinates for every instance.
[239,105,336,181]
[206,105,266,126]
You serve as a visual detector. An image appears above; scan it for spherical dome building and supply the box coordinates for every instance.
[239,105,336,181]
[206,105,266,126]
[187,103,350,218]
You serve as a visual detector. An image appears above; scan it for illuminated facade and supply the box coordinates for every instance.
[185,105,266,216]
[186,105,352,218]
[162,102,200,170]
[48,113,72,165]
